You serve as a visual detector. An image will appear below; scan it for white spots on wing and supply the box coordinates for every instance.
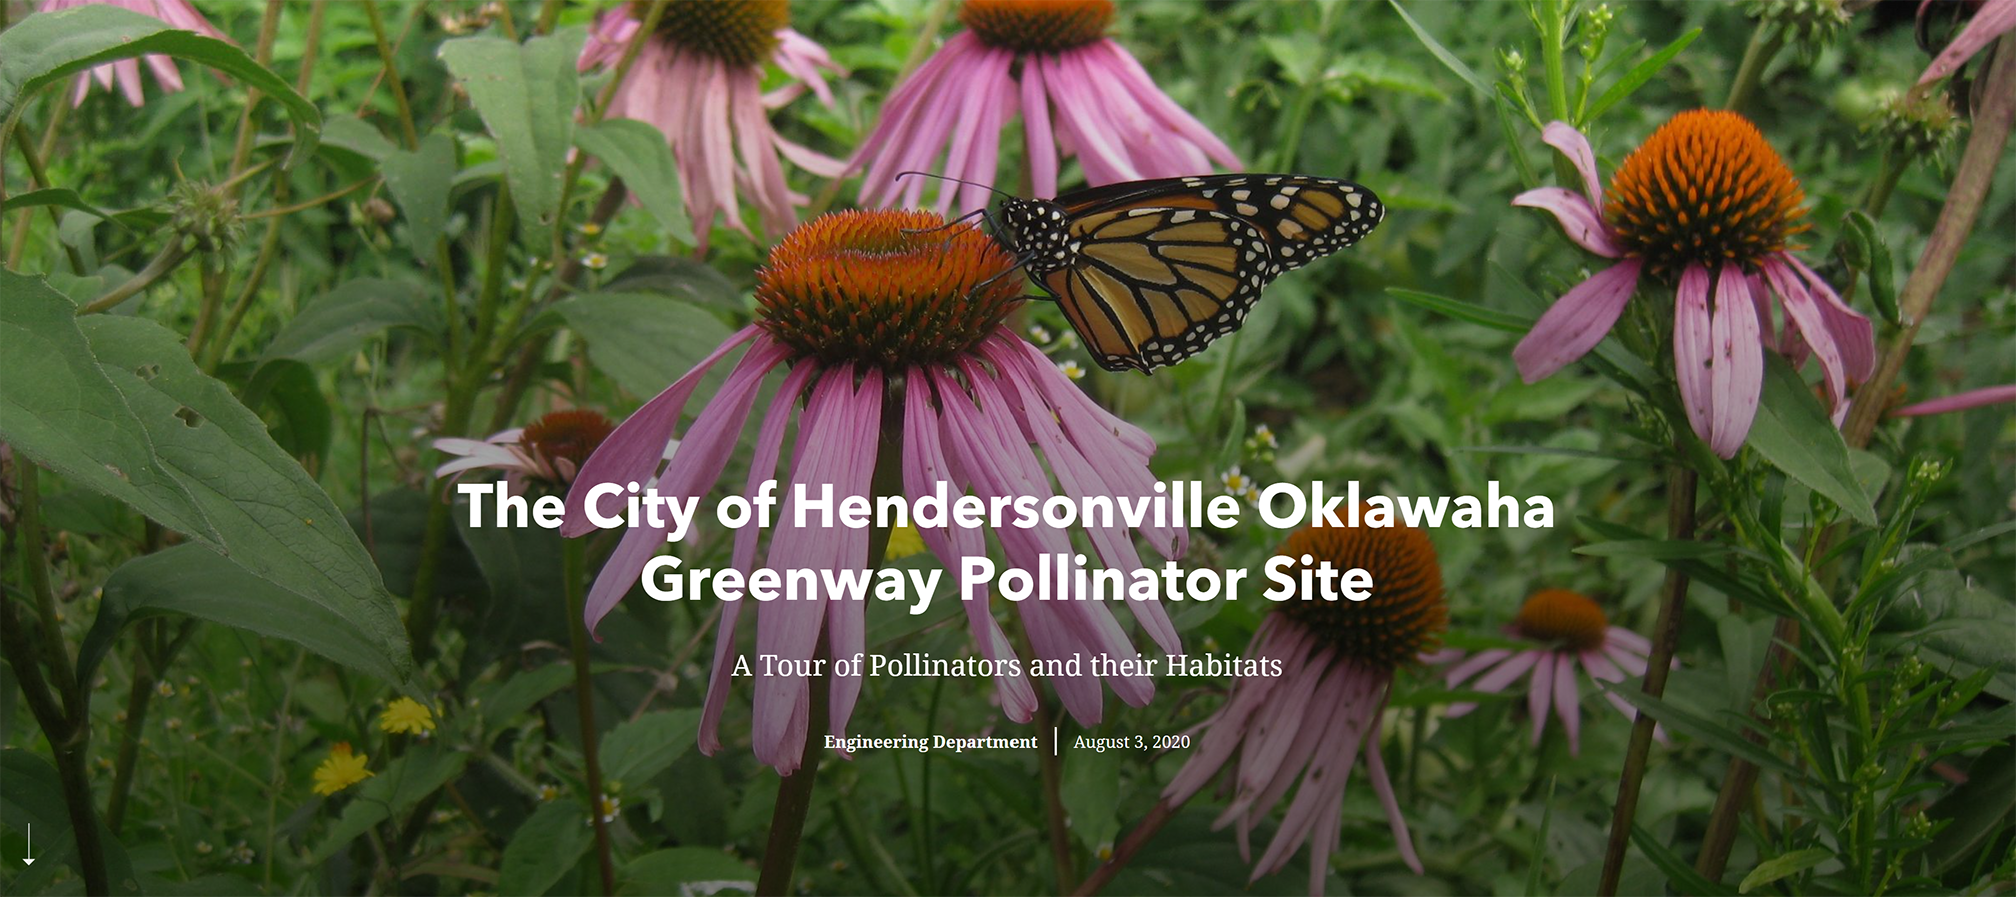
[1269,194,1292,210]
[1235,202,1259,217]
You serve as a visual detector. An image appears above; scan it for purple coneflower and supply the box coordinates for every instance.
[1512,110,1875,458]
[1441,588,1664,756]
[560,210,1187,775]
[1917,0,2016,86]
[433,409,616,494]
[579,0,845,251]
[851,0,1241,215]
[1163,513,1447,893]
[39,0,230,107]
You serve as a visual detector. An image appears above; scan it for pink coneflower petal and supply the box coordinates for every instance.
[1092,39,1242,170]
[1787,254,1875,382]
[1513,187,1625,258]
[1020,55,1061,200]
[581,338,787,635]
[1553,653,1582,754]
[1513,260,1645,382]
[699,360,822,755]
[1606,627,1653,656]
[563,326,761,536]
[901,370,1039,722]
[1675,264,1718,453]
[1527,650,1556,746]
[1708,265,1765,458]
[1364,730,1423,875]
[1918,0,2016,85]
[1542,120,1605,206]
[1581,649,1642,720]
[1894,384,2016,416]
[1164,617,1298,805]
[1763,257,1851,421]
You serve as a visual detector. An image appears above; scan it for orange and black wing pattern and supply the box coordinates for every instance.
[1039,207,1275,373]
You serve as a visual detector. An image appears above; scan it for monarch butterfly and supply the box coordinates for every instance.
[993,174,1385,373]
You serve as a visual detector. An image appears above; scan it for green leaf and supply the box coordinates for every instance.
[0,271,212,543]
[380,132,458,258]
[1738,847,1832,893]
[1631,824,1737,896]
[244,359,333,464]
[475,664,574,735]
[261,278,438,364]
[1922,741,2015,873]
[1746,355,1877,525]
[79,312,414,667]
[1574,539,1739,561]
[575,120,695,244]
[498,799,592,896]
[600,709,702,785]
[312,745,471,862]
[601,256,743,310]
[3,187,119,224]
[1841,211,1898,324]
[1384,0,1490,96]
[0,749,142,895]
[437,28,586,246]
[77,545,409,689]
[0,5,320,163]
[1596,679,1798,776]
[1585,29,1702,122]
[1061,748,1122,852]
[1385,287,1534,333]
[557,292,736,397]
[619,848,756,896]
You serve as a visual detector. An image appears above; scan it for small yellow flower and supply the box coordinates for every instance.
[377,697,436,736]
[155,681,175,698]
[1221,466,1251,496]
[312,743,373,796]
[195,841,213,855]
[1252,423,1277,449]
[577,221,604,238]
[538,783,560,802]
[589,793,621,825]
[1028,324,1053,343]
[582,251,609,270]
[1057,360,1086,380]
[884,524,927,561]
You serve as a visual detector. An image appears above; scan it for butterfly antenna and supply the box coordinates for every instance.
[895,170,1018,201]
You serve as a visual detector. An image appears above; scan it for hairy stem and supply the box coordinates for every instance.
[1842,32,2016,445]
[1597,463,1697,895]
[755,663,830,897]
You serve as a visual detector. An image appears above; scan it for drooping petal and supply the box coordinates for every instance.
[1513,187,1624,258]
[563,326,762,536]
[1674,264,1718,451]
[1364,718,1424,875]
[1706,265,1765,458]
[1527,649,1556,746]
[1763,258,1851,422]
[1513,260,1645,382]
[1786,254,1874,382]
[1918,0,2016,85]
[1893,383,2016,416]
[1553,653,1582,755]
[1541,120,1605,207]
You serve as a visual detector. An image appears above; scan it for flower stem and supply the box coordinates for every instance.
[562,536,617,895]
[1842,31,2016,445]
[78,241,191,315]
[1692,615,1800,881]
[1,463,108,894]
[1072,798,1177,896]
[1596,462,1697,896]
[756,660,830,897]
[1724,22,1785,114]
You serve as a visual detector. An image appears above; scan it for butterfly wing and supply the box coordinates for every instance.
[1040,206,1277,373]
[1058,174,1383,271]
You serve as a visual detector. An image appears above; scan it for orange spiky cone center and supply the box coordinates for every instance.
[1605,109,1809,279]
[641,0,787,66]
[756,210,1023,369]
[1270,509,1448,670]
[961,0,1113,53]
[522,409,616,472]
[1512,588,1610,652]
